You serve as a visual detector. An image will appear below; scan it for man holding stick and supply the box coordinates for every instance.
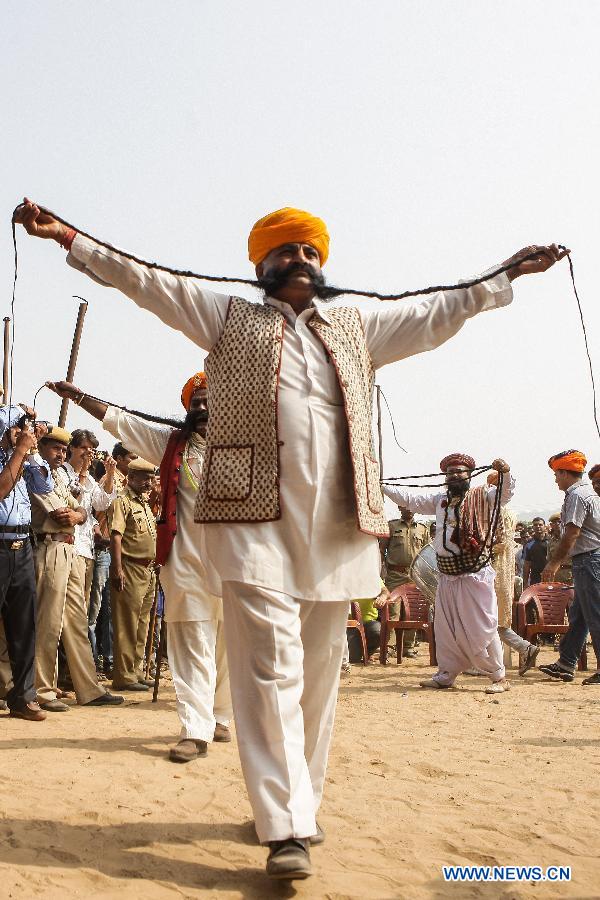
[16,198,566,879]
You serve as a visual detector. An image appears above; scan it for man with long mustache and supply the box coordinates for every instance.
[17,200,564,879]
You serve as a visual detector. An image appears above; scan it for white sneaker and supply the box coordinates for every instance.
[485,679,511,694]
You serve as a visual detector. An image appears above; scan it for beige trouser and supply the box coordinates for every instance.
[111,561,155,687]
[82,556,95,611]
[34,541,104,704]
[0,620,13,699]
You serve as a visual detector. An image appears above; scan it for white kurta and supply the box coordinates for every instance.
[69,235,513,602]
[102,407,221,623]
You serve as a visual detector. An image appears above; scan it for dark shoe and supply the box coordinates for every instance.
[137,678,155,687]
[582,672,600,685]
[213,723,232,743]
[83,692,125,706]
[9,701,46,721]
[309,822,325,846]
[538,662,575,682]
[169,739,208,762]
[112,682,149,692]
[266,838,312,880]
[518,644,540,676]
[40,699,70,712]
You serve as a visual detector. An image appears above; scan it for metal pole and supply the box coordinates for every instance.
[2,317,10,402]
[376,384,384,478]
[58,298,88,427]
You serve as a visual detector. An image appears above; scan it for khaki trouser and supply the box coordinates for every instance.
[82,556,95,611]
[111,560,155,687]
[384,569,417,649]
[34,541,104,705]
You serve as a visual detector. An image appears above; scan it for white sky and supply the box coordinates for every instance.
[2,1,599,519]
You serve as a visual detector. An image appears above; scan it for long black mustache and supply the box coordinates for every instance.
[258,263,338,302]
[447,478,470,497]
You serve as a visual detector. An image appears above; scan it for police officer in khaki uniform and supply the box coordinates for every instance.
[30,428,124,710]
[382,506,430,653]
[548,512,573,586]
[109,457,157,691]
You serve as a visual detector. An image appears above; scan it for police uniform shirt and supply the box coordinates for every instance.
[30,468,80,536]
[109,487,157,559]
[386,519,430,567]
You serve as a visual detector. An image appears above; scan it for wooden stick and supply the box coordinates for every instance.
[2,317,10,401]
[58,298,88,427]
[376,384,384,478]
[144,581,159,680]
[152,618,166,703]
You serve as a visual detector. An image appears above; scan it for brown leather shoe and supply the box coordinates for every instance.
[10,702,47,722]
[40,699,70,712]
[266,838,312,880]
[213,723,232,742]
[169,739,208,763]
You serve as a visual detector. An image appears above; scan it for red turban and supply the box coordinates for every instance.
[547,450,587,473]
[248,207,329,266]
[588,464,600,480]
[440,453,476,473]
[181,372,207,411]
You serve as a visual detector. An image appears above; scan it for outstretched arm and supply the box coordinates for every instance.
[15,199,230,351]
[362,245,568,369]
[382,483,439,515]
[45,380,173,468]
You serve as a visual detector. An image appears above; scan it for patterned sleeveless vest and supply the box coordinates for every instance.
[194,296,388,537]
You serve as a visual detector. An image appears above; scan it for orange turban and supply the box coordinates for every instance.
[248,207,330,266]
[181,372,207,411]
[547,449,587,473]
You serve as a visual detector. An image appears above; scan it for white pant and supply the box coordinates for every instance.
[222,582,348,844]
[167,619,232,743]
[433,567,505,686]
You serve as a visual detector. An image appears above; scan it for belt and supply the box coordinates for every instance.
[387,563,410,573]
[123,555,155,567]
[0,524,29,534]
[0,538,27,550]
[37,532,75,545]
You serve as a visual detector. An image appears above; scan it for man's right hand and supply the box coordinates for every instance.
[111,568,125,592]
[13,198,65,243]
[14,427,39,455]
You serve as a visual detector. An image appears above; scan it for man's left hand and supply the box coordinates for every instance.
[503,244,570,281]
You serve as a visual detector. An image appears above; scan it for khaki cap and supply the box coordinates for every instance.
[128,457,156,474]
[44,425,71,446]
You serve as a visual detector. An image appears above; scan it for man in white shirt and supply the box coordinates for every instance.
[61,429,117,606]
[16,198,565,879]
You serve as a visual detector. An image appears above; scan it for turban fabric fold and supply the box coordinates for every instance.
[248,207,329,266]
[181,372,207,411]
[547,450,587,473]
[440,453,476,473]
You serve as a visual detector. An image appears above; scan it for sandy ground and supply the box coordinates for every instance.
[1,646,599,900]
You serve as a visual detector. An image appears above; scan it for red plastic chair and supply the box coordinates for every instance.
[379,583,436,666]
[516,583,587,670]
[347,601,370,666]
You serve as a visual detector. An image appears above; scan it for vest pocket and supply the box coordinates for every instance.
[206,444,255,502]
[363,453,384,514]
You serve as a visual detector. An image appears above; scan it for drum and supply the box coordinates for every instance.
[409,542,438,602]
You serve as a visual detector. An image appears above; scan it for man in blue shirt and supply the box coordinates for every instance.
[0,405,53,720]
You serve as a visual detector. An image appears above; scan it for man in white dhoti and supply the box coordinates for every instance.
[45,372,232,762]
[17,198,564,879]
[384,453,514,694]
